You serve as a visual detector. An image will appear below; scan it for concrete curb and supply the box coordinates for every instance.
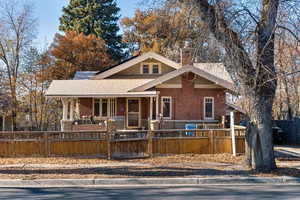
[0,176,299,187]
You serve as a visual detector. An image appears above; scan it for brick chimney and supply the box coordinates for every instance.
[180,41,194,66]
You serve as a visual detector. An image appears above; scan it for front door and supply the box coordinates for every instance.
[127,98,140,128]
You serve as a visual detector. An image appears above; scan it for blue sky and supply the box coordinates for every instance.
[33,0,140,47]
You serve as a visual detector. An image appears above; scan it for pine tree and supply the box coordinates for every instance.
[59,0,125,60]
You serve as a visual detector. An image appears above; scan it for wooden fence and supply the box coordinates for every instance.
[0,128,245,158]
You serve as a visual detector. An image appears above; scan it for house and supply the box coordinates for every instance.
[46,51,242,131]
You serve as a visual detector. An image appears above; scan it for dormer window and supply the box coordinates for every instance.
[140,63,161,74]
[142,64,150,74]
[152,64,160,74]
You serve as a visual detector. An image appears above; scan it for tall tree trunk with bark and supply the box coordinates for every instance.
[192,0,280,171]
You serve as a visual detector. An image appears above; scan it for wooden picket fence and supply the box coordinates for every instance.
[0,128,245,158]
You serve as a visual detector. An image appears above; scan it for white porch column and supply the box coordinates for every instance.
[156,95,159,120]
[76,99,80,119]
[61,98,68,120]
[230,111,236,156]
[70,99,74,121]
[150,97,153,120]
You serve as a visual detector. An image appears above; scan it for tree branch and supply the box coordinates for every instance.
[277,25,300,43]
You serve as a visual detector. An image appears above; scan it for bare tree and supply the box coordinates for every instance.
[0,0,36,130]
[186,0,300,171]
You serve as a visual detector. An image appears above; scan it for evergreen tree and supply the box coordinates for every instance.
[59,0,125,60]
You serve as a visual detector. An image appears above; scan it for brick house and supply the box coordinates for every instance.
[46,52,243,131]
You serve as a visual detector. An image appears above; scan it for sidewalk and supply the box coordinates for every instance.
[0,176,299,187]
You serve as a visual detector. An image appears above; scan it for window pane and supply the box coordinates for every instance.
[142,64,149,74]
[102,99,108,117]
[162,98,171,118]
[128,113,139,127]
[205,98,213,118]
[128,99,139,112]
[152,65,159,74]
[94,100,100,116]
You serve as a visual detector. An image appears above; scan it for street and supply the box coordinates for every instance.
[0,184,300,199]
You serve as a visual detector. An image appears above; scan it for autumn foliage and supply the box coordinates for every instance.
[50,31,115,79]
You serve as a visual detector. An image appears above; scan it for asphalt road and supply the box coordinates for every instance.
[0,184,300,200]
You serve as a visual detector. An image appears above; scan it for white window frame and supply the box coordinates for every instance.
[93,98,117,118]
[140,63,161,74]
[151,63,161,74]
[203,97,214,120]
[161,96,172,119]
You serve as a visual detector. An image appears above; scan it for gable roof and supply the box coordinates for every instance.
[95,54,140,75]
[46,79,156,97]
[130,65,235,92]
[193,63,232,82]
[91,52,181,80]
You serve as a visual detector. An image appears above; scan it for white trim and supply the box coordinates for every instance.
[156,95,159,120]
[140,62,161,74]
[140,63,150,74]
[92,52,180,79]
[203,97,214,120]
[151,63,162,74]
[126,98,141,128]
[156,84,182,88]
[194,84,223,89]
[47,92,158,98]
[130,66,235,92]
[150,97,153,120]
[161,96,172,120]
[93,98,117,118]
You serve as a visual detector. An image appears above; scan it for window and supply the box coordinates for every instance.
[161,97,172,119]
[141,63,161,74]
[142,64,149,74]
[94,99,100,117]
[152,64,159,74]
[93,98,116,117]
[204,97,214,119]
[101,99,108,117]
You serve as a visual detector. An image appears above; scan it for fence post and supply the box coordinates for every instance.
[147,130,153,157]
[209,130,214,154]
[44,132,49,157]
[106,131,111,160]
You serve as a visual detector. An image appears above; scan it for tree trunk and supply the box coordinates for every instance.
[245,94,276,170]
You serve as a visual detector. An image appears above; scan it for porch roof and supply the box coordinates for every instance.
[46,79,158,98]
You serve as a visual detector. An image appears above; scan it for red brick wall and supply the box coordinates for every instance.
[157,74,226,120]
[79,98,93,117]
[117,98,126,116]
[141,97,149,119]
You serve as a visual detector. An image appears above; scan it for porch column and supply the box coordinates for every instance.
[156,95,159,120]
[150,97,153,120]
[70,99,74,121]
[61,98,68,120]
[76,99,80,119]
[2,115,5,131]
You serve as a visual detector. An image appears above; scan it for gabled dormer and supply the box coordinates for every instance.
[91,52,180,79]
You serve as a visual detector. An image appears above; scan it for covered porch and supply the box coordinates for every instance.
[59,93,160,131]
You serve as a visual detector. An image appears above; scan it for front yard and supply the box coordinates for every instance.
[0,151,299,180]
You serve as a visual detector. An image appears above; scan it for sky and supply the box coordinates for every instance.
[32,0,140,48]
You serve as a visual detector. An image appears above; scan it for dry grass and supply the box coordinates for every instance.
[135,154,245,166]
[0,154,245,165]
[0,154,298,179]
